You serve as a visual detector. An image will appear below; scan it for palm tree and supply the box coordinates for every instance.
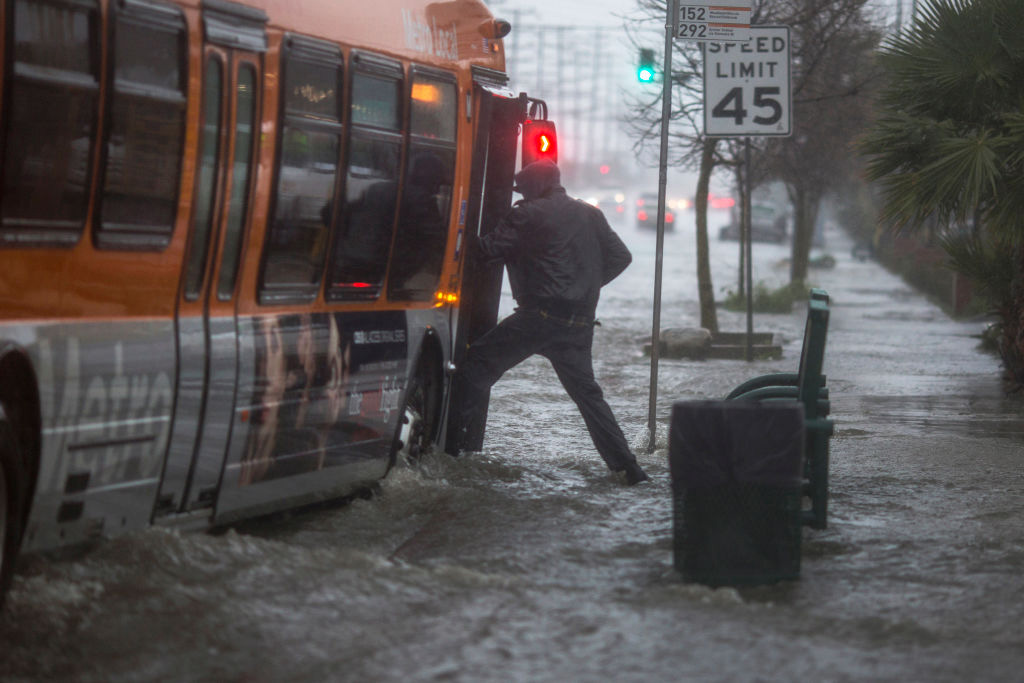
[859,0,1024,385]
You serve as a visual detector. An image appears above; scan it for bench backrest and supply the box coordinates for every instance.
[798,296,830,418]
[794,288,829,371]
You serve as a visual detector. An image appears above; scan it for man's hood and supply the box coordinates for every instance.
[513,160,562,200]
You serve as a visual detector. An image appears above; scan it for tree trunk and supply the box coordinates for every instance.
[734,164,746,297]
[788,185,820,286]
[696,139,719,333]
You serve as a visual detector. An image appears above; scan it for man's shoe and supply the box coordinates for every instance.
[622,461,649,486]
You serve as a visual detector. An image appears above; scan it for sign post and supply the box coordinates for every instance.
[645,2,754,451]
[645,1,677,453]
[703,26,791,360]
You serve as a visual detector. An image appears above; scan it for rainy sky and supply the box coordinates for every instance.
[488,0,635,28]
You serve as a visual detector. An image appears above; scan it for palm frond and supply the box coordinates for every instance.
[939,230,1017,308]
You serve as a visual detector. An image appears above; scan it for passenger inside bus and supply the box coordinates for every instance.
[389,151,448,294]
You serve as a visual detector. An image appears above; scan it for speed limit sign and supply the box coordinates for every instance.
[703,26,791,137]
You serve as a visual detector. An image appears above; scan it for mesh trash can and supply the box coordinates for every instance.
[669,400,805,586]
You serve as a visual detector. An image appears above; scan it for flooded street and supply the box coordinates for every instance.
[3,213,1023,682]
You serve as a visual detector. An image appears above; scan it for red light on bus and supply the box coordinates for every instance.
[599,164,610,175]
[521,119,558,166]
[665,212,674,223]
[637,210,648,221]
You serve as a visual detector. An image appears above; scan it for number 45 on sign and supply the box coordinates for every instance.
[703,25,791,137]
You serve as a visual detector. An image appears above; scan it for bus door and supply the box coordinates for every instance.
[444,72,521,453]
[156,3,266,518]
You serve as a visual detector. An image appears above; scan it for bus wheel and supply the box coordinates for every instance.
[0,418,26,610]
[391,354,442,469]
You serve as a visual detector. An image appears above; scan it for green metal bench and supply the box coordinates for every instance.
[726,288,834,529]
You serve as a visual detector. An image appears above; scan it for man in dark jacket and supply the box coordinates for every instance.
[453,160,648,485]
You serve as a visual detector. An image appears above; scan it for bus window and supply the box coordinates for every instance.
[388,71,457,301]
[260,36,343,303]
[350,73,402,129]
[409,76,457,141]
[1,0,99,247]
[217,63,258,300]
[97,2,187,250]
[327,55,403,301]
[183,57,224,300]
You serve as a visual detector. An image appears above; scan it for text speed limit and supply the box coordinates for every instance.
[703,26,791,137]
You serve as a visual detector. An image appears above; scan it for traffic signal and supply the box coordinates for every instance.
[521,118,558,167]
[637,48,655,82]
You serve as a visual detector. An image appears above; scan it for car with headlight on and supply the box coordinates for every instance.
[583,190,628,224]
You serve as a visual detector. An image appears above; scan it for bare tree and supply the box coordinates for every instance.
[762,3,882,284]
[624,1,722,330]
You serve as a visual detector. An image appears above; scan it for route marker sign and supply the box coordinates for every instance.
[675,1,752,42]
[703,25,791,137]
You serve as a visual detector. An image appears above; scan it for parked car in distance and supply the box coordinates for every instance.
[718,202,788,243]
[636,192,674,231]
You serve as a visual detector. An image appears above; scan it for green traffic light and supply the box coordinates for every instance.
[637,48,655,83]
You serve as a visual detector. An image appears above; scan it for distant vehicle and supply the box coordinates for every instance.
[718,203,787,243]
[636,192,675,231]
[708,192,735,210]
[583,191,627,221]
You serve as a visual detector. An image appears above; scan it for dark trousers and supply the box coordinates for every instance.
[454,308,635,471]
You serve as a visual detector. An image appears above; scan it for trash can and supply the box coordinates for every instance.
[669,400,805,586]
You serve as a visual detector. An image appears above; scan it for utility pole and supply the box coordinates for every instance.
[536,27,545,99]
[588,28,602,172]
[555,26,568,178]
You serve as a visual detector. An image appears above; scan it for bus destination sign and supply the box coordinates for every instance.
[674,1,751,42]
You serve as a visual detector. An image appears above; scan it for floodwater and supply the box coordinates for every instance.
[3,208,1023,682]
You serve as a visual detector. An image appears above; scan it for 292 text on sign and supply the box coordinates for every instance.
[675,2,752,42]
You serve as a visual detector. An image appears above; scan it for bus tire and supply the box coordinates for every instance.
[0,417,27,611]
[390,352,442,469]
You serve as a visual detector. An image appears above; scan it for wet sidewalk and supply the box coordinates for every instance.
[767,226,1024,678]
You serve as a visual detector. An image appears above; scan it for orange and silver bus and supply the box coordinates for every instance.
[0,0,555,605]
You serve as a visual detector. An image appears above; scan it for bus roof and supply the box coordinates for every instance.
[226,0,508,71]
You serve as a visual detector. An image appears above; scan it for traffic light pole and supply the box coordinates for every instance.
[646,0,676,454]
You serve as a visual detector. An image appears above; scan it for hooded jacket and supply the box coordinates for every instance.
[478,160,632,318]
